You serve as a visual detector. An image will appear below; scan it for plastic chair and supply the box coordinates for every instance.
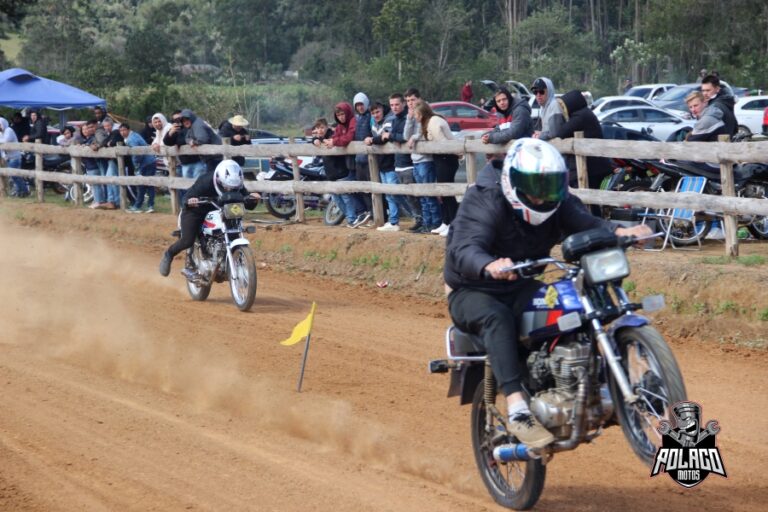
[642,175,708,251]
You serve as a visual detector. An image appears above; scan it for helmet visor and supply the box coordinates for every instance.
[511,169,568,203]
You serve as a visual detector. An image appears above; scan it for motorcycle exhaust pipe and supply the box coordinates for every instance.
[493,443,540,462]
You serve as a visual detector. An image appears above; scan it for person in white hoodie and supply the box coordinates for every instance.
[0,117,29,197]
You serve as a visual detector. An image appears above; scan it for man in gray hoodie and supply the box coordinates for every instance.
[531,77,564,141]
[180,109,222,172]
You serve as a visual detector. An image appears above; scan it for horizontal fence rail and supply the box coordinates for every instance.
[2,135,767,255]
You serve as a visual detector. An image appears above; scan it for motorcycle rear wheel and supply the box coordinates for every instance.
[265,193,296,220]
[323,198,344,226]
[747,217,768,239]
[471,382,545,510]
[609,325,687,467]
[186,244,212,302]
[229,245,257,312]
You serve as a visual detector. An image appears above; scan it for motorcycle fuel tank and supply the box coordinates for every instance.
[520,280,583,343]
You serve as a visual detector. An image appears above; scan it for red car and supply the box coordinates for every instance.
[430,101,499,131]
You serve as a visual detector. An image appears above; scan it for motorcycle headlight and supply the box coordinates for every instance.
[222,203,245,219]
[581,248,629,285]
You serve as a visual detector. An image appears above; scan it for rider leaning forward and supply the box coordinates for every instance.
[159,160,260,277]
[443,138,651,448]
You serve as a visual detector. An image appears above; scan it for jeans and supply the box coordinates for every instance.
[133,164,156,209]
[413,161,441,227]
[380,170,410,225]
[332,173,366,224]
[101,159,120,205]
[7,157,28,195]
[85,165,105,204]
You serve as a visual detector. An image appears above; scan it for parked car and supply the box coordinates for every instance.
[590,96,655,115]
[430,101,498,131]
[734,95,768,135]
[652,81,735,116]
[764,106,768,134]
[600,121,659,141]
[596,105,695,141]
[625,83,676,100]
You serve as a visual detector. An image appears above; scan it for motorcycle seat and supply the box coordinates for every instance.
[300,166,326,180]
[449,326,486,357]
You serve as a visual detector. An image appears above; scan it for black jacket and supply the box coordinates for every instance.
[387,109,414,169]
[444,161,613,294]
[183,171,250,214]
[554,90,613,187]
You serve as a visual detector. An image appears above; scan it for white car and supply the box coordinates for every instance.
[734,95,768,135]
[625,83,677,100]
[596,106,696,141]
[590,96,654,115]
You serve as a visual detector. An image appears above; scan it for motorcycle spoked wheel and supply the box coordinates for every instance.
[265,193,296,219]
[185,243,212,302]
[747,216,768,239]
[323,198,345,226]
[228,245,257,312]
[608,325,687,467]
[470,382,546,510]
[655,214,711,246]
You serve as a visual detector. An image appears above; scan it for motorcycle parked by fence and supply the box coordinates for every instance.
[256,156,344,225]
[430,229,686,510]
[172,193,258,312]
[19,151,71,195]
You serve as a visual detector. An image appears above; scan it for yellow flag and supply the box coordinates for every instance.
[280,302,317,346]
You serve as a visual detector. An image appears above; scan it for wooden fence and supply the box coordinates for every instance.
[1,134,767,256]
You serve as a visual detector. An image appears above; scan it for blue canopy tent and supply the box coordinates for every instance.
[0,68,106,110]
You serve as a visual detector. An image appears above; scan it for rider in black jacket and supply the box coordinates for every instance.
[159,160,260,277]
[444,138,650,448]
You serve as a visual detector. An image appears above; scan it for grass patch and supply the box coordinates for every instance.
[759,308,768,321]
[699,254,766,266]
[622,280,636,293]
[279,244,293,254]
[715,300,737,315]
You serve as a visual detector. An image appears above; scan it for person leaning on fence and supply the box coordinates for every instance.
[180,109,223,173]
[77,120,106,209]
[411,100,459,237]
[404,89,442,234]
[480,86,533,146]
[163,110,207,187]
[217,114,251,167]
[352,92,374,214]
[322,102,369,228]
[56,126,76,147]
[0,117,30,198]
[383,93,421,228]
[92,117,123,210]
[119,123,158,214]
[365,101,405,232]
[531,77,565,141]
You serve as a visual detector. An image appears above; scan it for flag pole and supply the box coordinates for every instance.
[296,333,311,393]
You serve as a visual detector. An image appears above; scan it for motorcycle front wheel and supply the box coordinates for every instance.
[186,243,212,301]
[609,325,687,467]
[471,381,545,510]
[323,198,345,226]
[228,245,257,312]
[265,193,296,220]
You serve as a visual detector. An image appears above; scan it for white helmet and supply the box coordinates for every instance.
[501,138,568,225]
[214,159,244,194]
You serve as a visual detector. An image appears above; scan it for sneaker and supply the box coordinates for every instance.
[377,222,400,232]
[144,207,155,214]
[407,220,424,233]
[127,206,141,213]
[159,252,173,277]
[431,223,449,234]
[508,413,555,449]
[351,212,371,228]
[440,226,450,237]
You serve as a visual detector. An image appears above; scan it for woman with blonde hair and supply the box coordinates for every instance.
[409,101,459,236]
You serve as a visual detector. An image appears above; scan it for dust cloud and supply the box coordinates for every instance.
[0,222,477,494]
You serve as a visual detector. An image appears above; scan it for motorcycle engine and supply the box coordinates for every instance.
[528,341,613,439]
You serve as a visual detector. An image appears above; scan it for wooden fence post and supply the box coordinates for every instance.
[289,138,305,223]
[574,131,588,190]
[71,156,84,207]
[368,153,384,226]
[167,154,180,215]
[0,156,7,197]
[35,139,45,202]
[718,134,739,257]
[464,135,478,184]
[116,142,128,209]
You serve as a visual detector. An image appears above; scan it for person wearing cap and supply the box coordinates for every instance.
[218,114,251,167]
[530,77,564,141]
[444,138,651,448]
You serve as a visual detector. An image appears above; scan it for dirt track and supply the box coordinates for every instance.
[1,202,767,511]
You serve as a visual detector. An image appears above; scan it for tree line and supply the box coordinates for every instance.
[1,0,766,123]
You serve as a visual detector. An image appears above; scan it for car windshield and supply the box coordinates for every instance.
[656,86,696,101]
[626,87,650,98]
[591,98,606,109]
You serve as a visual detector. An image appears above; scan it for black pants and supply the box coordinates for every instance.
[167,208,206,258]
[434,154,459,225]
[448,281,541,396]
[355,160,372,211]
